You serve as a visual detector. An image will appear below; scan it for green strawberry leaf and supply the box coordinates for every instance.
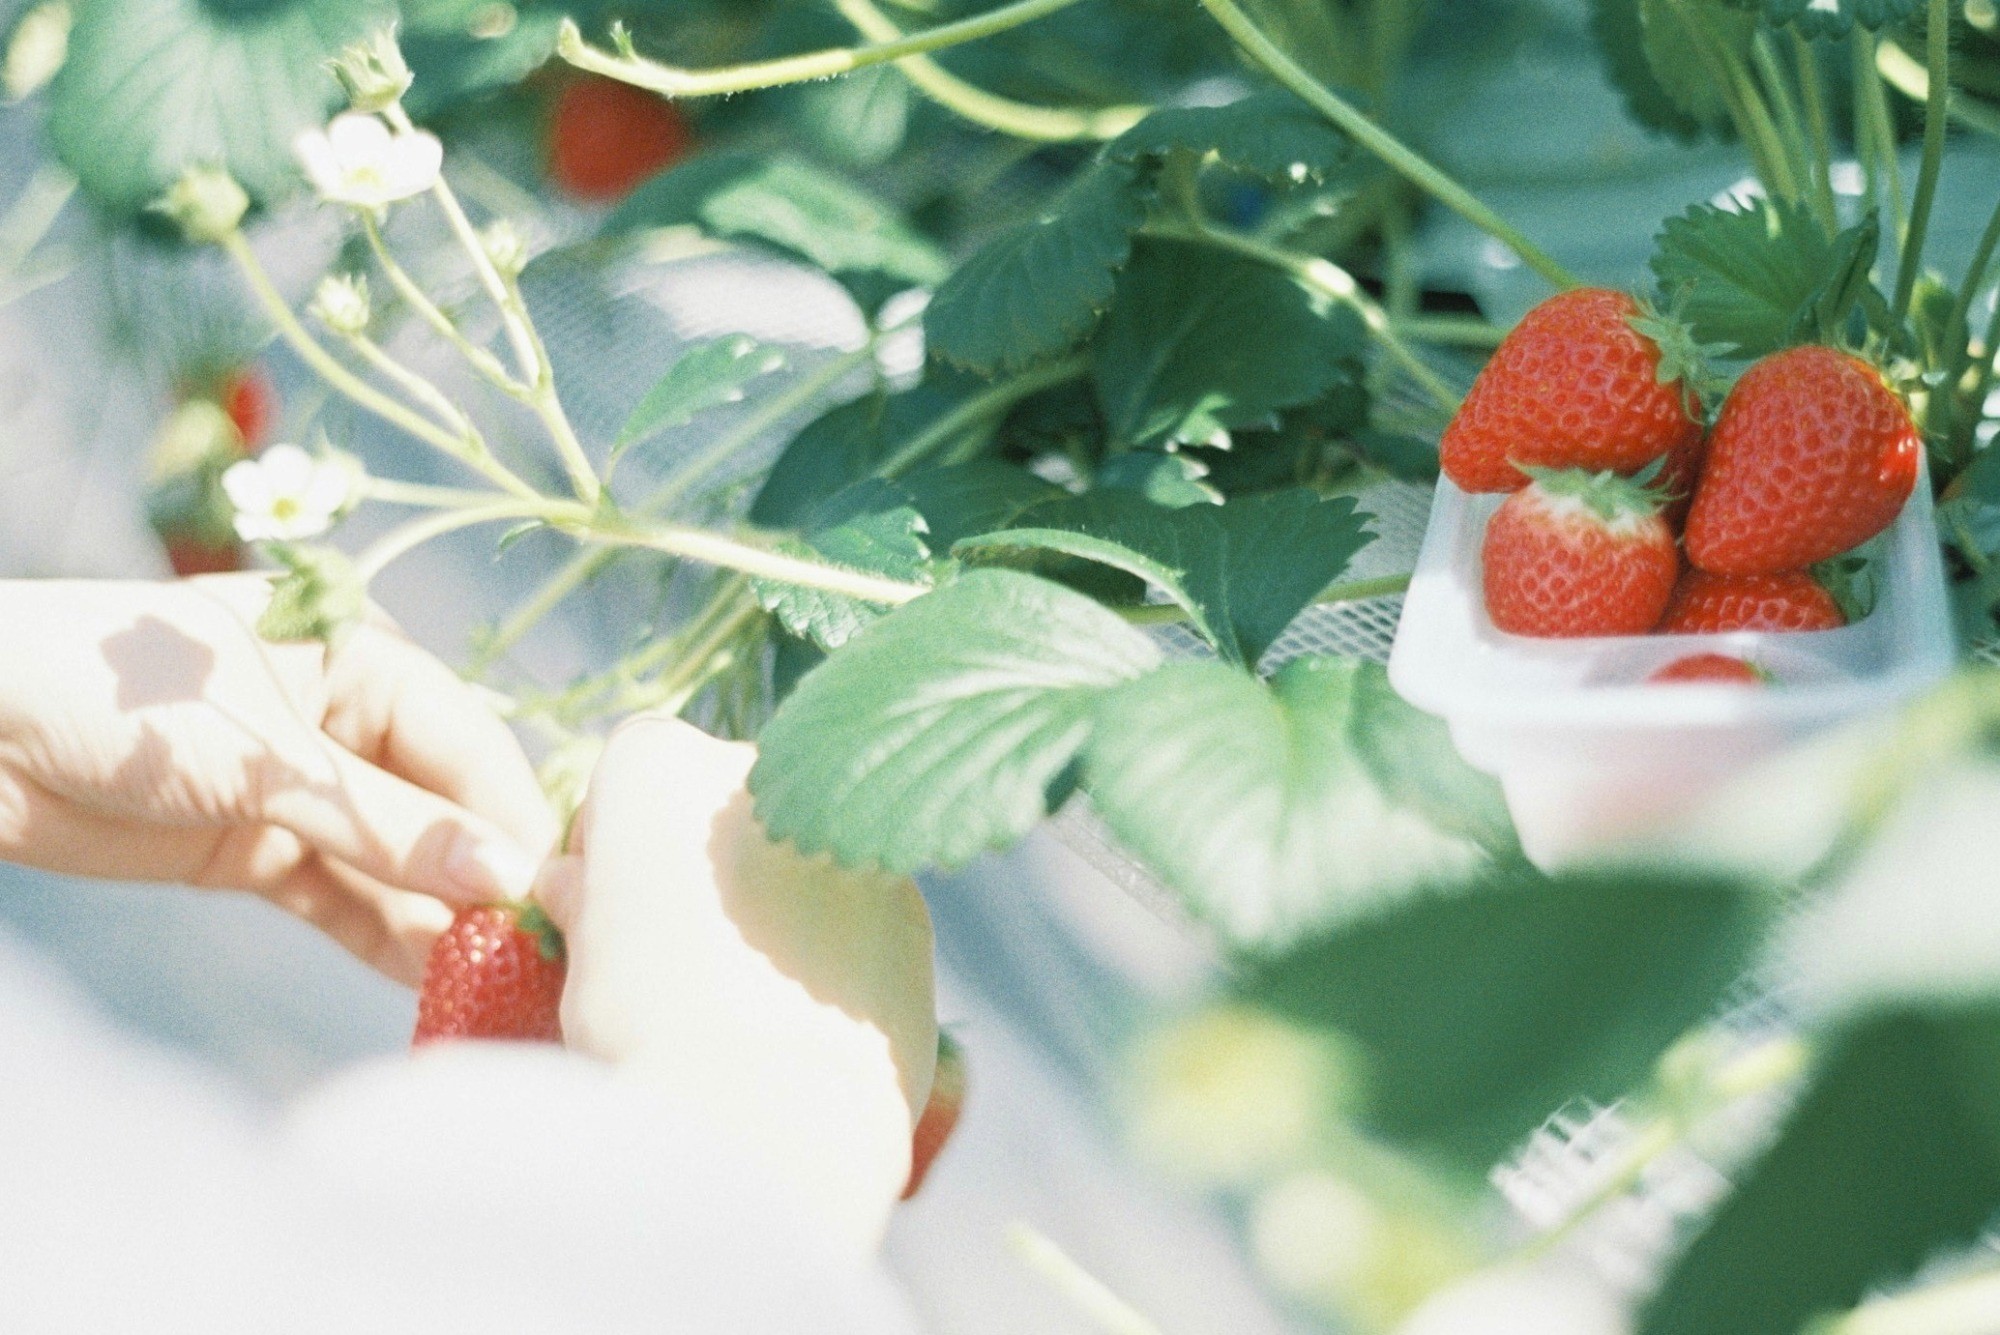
[750,569,1162,872]
[956,488,1374,667]
[49,0,393,218]
[399,0,563,119]
[1094,450,1222,507]
[895,460,1067,550]
[1640,1005,2000,1335]
[1714,0,1921,35]
[611,336,788,470]
[1081,658,1521,949]
[1652,198,1882,359]
[1243,863,1768,1175]
[1106,89,1350,185]
[605,151,947,299]
[1589,0,1713,142]
[1635,0,1757,136]
[752,478,933,652]
[923,159,1147,375]
[1094,238,1368,448]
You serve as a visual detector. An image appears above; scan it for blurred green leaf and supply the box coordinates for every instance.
[750,569,1161,871]
[1245,863,1767,1172]
[925,159,1147,375]
[1589,0,1710,142]
[1082,658,1520,947]
[612,335,787,466]
[1107,88,1349,184]
[1636,0,1755,134]
[607,150,947,293]
[1642,1006,2000,1335]
[752,478,932,651]
[957,488,1373,666]
[1094,239,1367,448]
[1714,0,1921,35]
[897,460,1067,549]
[50,0,392,216]
[1095,449,1222,507]
[398,0,561,118]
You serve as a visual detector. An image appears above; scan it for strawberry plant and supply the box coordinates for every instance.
[15,0,2000,1330]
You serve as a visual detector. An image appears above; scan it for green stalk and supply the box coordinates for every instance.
[874,354,1088,476]
[1007,1224,1167,1335]
[1893,0,1954,324]
[355,499,561,584]
[1878,39,2000,140]
[597,519,931,604]
[360,212,524,395]
[1958,285,2000,470]
[1191,0,1578,290]
[1753,33,1821,219]
[1857,31,1908,236]
[1144,219,1460,413]
[556,0,1083,99]
[1391,315,1506,347]
[1794,31,1839,231]
[830,0,1147,140]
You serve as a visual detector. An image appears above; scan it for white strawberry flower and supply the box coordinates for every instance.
[294,113,442,209]
[222,445,358,543]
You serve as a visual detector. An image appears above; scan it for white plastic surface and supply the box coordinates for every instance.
[1387,466,1956,867]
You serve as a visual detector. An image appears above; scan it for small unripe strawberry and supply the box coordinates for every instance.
[1656,569,1844,634]
[1442,287,1702,493]
[903,1033,966,1200]
[1482,468,1678,637]
[1647,653,1770,685]
[1684,346,1919,575]
[412,903,566,1047]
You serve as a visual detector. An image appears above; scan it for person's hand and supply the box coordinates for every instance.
[0,577,558,984]
[533,714,937,1254]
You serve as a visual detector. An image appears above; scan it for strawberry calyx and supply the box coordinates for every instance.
[510,901,566,963]
[1517,464,1670,528]
[1628,299,1727,416]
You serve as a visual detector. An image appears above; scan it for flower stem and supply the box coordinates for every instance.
[1007,1223,1166,1335]
[876,354,1089,477]
[219,230,537,501]
[354,499,562,584]
[1856,31,1908,237]
[1893,0,1953,324]
[828,0,1147,140]
[360,212,525,395]
[1144,219,1460,413]
[556,0,1081,99]
[596,519,931,604]
[1192,0,1576,290]
[339,328,480,440]
[1793,31,1840,233]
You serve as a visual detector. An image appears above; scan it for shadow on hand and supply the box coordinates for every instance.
[101,617,215,712]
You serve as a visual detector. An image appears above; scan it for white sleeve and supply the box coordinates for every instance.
[0,930,923,1335]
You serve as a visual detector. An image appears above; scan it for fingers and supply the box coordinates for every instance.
[262,857,455,988]
[260,743,540,907]
[531,854,586,934]
[322,624,560,858]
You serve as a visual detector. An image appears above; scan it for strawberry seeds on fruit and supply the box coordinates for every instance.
[1481,467,1679,638]
[1657,568,1845,634]
[1440,287,1703,494]
[1648,654,1771,686]
[413,903,567,1046]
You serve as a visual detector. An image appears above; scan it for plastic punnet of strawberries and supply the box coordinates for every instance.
[1442,287,1920,663]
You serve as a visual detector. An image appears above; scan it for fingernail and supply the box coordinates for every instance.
[446,829,538,903]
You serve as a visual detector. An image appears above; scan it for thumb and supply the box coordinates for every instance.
[260,743,541,906]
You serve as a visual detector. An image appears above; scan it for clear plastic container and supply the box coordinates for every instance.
[1386,465,1956,868]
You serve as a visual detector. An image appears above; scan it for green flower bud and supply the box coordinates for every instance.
[309,273,372,337]
[331,26,413,115]
[479,219,529,279]
[152,164,250,244]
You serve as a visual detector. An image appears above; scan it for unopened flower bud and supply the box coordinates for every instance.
[331,26,412,115]
[479,219,528,278]
[153,164,249,244]
[309,273,372,336]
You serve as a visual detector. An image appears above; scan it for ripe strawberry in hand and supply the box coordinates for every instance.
[1648,653,1770,685]
[547,76,695,203]
[904,1033,967,1200]
[1441,287,1703,493]
[1656,569,1845,633]
[412,903,567,1046]
[1684,345,1919,575]
[1482,468,1678,637]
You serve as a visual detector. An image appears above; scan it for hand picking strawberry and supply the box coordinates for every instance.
[1684,345,1919,576]
[1441,287,1702,493]
[412,903,567,1046]
[1481,468,1678,637]
[1656,569,1845,634]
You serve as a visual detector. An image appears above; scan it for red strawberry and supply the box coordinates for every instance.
[1648,653,1770,685]
[412,904,566,1047]
[221,366,276,449]
[162,532,245,578]
[1656,569,1845,633]
[1481,468,1678,637]
[1657,427,1707,531]
[903,1033,967,1200]
[1684,346,1919,575]
[547,76,695,203]
[1441,287,1702,493]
